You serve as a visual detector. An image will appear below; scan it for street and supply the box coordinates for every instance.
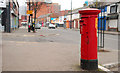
[0,0,120,72]
[2,27,81,71]
[2,27,118,71]
[104,34,118,50]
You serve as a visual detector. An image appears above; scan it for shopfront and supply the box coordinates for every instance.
[0,0,6,72]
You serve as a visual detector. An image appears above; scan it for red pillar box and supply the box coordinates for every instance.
[79,8,100,70]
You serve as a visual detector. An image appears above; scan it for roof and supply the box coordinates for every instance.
[67,6,89,15]
[59,10,70,16]
[37,13,52,18]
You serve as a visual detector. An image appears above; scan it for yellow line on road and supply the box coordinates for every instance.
[23,35,35,37]
[16,41,38,44]
[7,41,39,44]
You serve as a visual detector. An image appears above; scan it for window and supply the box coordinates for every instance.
[110,5,117,13]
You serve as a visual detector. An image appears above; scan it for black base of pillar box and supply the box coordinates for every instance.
[81,59,98,70]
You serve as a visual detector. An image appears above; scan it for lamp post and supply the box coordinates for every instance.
[70,0,72,29]
[6,0,11,33]
[28,0,31,32]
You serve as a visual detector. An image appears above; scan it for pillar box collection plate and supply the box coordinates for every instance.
[79,8,101,70]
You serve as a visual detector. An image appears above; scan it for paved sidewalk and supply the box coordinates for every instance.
[98,49,118,65]
[98,49,119,72]
[0,31,2,73]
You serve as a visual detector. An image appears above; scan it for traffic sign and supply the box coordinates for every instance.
[27,10,33,14]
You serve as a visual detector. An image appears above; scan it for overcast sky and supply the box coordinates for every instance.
[18,0,86,10]
[51,0,86,10]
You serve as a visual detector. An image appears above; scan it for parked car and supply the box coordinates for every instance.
[48,23,56,29]
[35,23,41,29]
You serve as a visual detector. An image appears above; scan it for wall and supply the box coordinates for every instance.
[109,20,118,28]
[118,3,120,31]
[36,3,60,18]
[66,15,71,21]
[118,13,120,31]
[0,12,2,73]
[59,16,64,24]
[106,5,110,30]
[72,13,79,20]
[10,0,19,30]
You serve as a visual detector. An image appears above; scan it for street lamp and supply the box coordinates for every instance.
[28,0,31,32]
[70,0,72,29]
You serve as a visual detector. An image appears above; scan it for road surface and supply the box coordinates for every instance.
[2,27,119,71]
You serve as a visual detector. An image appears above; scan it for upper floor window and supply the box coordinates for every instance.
[110,5,117,14]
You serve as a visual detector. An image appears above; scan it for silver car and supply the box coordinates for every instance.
[35,23,41,29]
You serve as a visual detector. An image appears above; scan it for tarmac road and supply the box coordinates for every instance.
[2,27,119,71]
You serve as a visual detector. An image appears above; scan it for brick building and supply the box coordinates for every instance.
[36,3,60,18]
[36,3,61,26]
[26,0,61,27]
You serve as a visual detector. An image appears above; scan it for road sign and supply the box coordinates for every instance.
[27,10,33,14]
[0,0,6,8]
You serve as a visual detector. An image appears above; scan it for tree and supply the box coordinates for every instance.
[29,1,44,32]
[31,1,44,24]
[27,0,51,32]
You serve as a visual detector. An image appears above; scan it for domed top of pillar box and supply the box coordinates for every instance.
[79,8,101,15]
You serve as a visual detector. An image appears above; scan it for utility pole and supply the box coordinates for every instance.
[6,1,11,33]
[64,9,66,29]
[70,0,72,29]
[28,0,31,32]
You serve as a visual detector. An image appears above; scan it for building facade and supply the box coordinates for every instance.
[58,10,70,27]
[36,3,61,26]
[64,6,88,29]
[26,0,60,26]
[2,0,19,33]
[106,2,120,31]
[0,0,6,72]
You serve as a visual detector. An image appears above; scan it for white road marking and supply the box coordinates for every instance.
[98,65,112,72]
